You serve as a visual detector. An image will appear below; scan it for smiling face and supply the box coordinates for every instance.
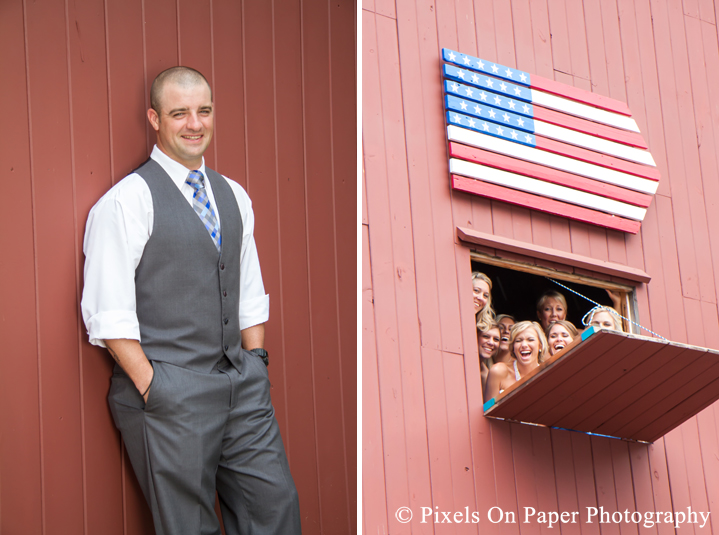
[537,297,566,330]
[478,328,500,359]
[147,80,214,170]
[590,310,617,331]
[513,328,540,366]
[498,316,515,352]
[473,279,490,314]
[547,323,574,356]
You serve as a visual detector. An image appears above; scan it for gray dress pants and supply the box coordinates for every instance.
[108,350,301,535]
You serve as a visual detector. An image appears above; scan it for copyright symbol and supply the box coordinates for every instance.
[395,507,412,523]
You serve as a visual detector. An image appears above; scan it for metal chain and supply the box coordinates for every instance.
[546,277,667,341]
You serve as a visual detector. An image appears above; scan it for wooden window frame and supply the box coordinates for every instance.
[462,227,644,333]
[458,227,651,283]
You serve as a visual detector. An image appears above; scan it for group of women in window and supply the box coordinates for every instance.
[472,271,624,401]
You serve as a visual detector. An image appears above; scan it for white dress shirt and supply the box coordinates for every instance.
[81,146,269,348]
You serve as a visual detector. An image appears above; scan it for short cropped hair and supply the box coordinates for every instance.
[150,66,212,113]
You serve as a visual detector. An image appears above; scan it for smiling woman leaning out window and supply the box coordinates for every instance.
[472,272,496,331]
[484,321,547,401]
[545,320,579,357]
[477,321,501,391]
[536,290,567,331]
[583,306,624,333]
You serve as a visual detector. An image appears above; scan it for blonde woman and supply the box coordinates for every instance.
[477,321,501,390]
[472,272,496,332]
[583,306,624,333]
[545,320,579,356]
[484,321,548,401]
[536,290,568,330]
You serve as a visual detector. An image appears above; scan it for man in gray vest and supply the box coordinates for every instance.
[81,66,301,534]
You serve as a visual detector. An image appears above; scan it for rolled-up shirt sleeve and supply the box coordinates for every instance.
[227,179,270,329]
[82,163,268,346]
[81,175,152,347]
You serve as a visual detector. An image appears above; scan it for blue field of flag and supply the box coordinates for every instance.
[444,95,536,134]
[446,112,536,147]
[444,80,534,118]
[442,48,531,87]
[442,64,532,103]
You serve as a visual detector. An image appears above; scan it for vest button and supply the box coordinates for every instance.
[223,290,227,297]
[224,318,229,325]
[224,345,229,351]
[220,263,225,270]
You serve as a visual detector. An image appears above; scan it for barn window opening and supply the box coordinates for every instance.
[471,253,636,334]
[469,250,719,443]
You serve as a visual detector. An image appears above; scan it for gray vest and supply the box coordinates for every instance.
[133,158,243,373]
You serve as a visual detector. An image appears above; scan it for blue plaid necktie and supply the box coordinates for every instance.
[186,170,221,252]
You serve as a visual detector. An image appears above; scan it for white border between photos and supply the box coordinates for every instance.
[356,1,363,533]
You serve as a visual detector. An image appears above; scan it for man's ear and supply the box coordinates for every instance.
[147,108,160,132]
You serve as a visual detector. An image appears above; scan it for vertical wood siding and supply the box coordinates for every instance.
[0,0,357,533]
[363,0,719,533]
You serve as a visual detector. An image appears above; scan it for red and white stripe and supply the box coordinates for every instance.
[446,72,659,233]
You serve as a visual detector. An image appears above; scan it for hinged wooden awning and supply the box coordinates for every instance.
[483,327,719,442]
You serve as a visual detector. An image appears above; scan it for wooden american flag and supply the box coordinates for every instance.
[442,48,658,234]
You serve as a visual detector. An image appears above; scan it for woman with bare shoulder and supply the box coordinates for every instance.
[484,321,548,401]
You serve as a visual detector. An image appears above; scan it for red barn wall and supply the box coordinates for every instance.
[363,0,719,533]
[0,0,356,533]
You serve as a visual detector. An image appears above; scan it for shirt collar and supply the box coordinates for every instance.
[150,145,207,187]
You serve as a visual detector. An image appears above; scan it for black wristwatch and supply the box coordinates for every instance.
[249,348,269,367]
